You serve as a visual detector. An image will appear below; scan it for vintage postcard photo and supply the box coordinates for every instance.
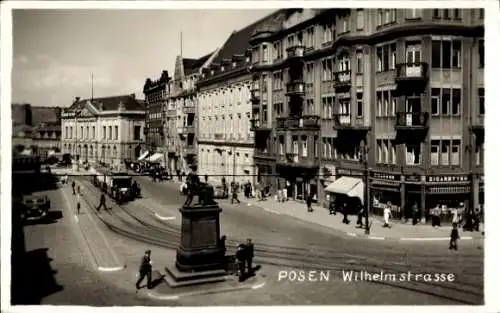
[1,0,498,311]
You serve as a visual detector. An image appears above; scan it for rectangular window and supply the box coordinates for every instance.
[65,126,68,139]
[80,126,83,139]
[383,45,389,71]
[356,51,363,73]
[442,89,450,115]
[356,9,364,30]
[377,10,382,26]
[475,142,484,166]
[441,140,450,165]
[390,43,397,70]
[442,40,451,68]
[443,9,450,19]
[431,140,440,165]
[108,126,112,140]
[406,144,421,165]
[452,41,461,68]
[431,40,441,68]
[322,139,328,158]
[376,46,383,71]
[390,91,396,116]
[383,91,389,116]
[452,88,461,115]
[390,141,397,164]
[356,92,363,117]
[377,140,383,163]
[134,126,141,140]
[279,136,284,155]
[301,135,308,157]
[383,140,389,163]
[406,9,421,19]
[376,91,382,116]
[451,140,460,165]
[114,126,118,140]
[314,136,319,157]
[479,40,484,68]
[102,126,106,140]
[92,126,95,139]
[433,9,440,19]
[453,9,461,19]
[431,88,440,115]
[479,88,485,115]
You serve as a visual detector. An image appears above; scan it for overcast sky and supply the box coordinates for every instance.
[12,9,273,107]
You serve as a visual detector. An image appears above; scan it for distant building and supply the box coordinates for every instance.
[166,52,217,175]
[60,94,146,167]
[12,103,62,159]
[143,71,171,166]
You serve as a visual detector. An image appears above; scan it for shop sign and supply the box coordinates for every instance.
[371,172,400,181]
[405,174,421,182]
[426,175,469,183]
[337,168,363,177]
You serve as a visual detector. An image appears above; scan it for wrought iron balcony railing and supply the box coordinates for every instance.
[395,112,429,128]
[396,63,428,80]
[276,115,320,129]
[286,45,306,59]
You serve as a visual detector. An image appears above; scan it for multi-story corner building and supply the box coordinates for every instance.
[12,103,62,159]
[165,52,217,175]
[249,8,484,221]
[61,94,146,167]
[143,70,171,166]
[196,15,283,185]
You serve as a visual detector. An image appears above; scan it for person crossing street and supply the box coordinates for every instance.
[96,192,107,211]
[135,249,153,291]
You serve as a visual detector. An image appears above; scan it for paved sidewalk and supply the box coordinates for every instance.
[60,184,125,271]
[240,197,483,242]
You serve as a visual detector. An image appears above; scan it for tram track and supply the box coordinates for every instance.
[75,177,482,304]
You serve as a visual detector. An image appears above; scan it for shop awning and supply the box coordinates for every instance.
[137,151,149,161]
[148,152,163,163]
[325,176,364,204]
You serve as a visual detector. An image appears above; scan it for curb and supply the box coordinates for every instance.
[241,200,484,243]
[146,277,267,301]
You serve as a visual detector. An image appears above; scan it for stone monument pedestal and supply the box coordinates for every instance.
[164,202,228,288]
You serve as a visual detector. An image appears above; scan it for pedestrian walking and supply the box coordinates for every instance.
[449,223,459,250]
[342,202,350,224]
[235,243,246,281]
[245,238,254,275]
[356,205,364,227]
[77,184,81,195]
[412,202,419,225]
[306,193,313,212]
[383,206,391,228]
[231,182,240,204]
[96,192,107,211]
[71,181,76,195]
[135,249,153,290]
[76,191,81,215]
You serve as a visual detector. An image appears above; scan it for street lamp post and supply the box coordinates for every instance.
[361,141,370,235]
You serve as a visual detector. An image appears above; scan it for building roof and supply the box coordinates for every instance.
[183,52,213,76]
[210,11,281,66]
[69,94,145,111]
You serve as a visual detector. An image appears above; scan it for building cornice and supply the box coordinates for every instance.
[197,67,249,89]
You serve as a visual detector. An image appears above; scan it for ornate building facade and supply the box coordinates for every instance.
[249,8,484,221]
[60,94,146,167]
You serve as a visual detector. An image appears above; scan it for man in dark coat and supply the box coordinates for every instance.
[306,193,313,212]
[342,202,350,224]
[449,223,459,250]
[96,192,107,211]
[245,238,254,275]
[136,249,153,290]
[231,182,240,204]
[235,243,246,281]
[71,181,76,195]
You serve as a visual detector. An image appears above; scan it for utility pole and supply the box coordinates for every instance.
[362,141,370,235]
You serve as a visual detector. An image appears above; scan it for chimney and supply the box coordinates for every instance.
[75,97,81,102]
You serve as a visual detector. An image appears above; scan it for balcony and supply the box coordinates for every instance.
[182,106,195,114]
[469,115,484,137]
[184,145,196,155]
[254,149,275,160]
[251,89,260,106]
[276,153,320,168]
[250,119,272,132]
[182,125,195,134]
[214,133,224,140]
[333,114,370,131]
[395,112,429,130]
[167,109,176,117]
[395,63,428,91]
[333,70,351,89]
[286,45,305,59]
[286,81,305,96]
[276,116,320,130]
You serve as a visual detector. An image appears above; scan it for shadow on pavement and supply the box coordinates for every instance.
[11,198,64,305]
[23,210,63,226]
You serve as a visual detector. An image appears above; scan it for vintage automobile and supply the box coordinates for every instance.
[20,194,50,221]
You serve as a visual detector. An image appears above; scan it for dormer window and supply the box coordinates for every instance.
[232,62,237,68]
[221,66,225,72]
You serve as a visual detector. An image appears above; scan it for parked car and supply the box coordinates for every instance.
[20,194,50,221]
